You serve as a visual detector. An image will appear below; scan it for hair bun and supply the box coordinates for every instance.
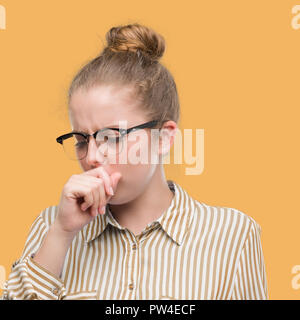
[105,23,165,62]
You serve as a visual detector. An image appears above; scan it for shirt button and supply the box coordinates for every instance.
[51,287,59,295]
[12,259,20,268]
[132,244,137,250]
[128,283,134,290]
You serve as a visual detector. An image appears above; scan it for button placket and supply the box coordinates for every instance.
[51,287,59,295]
[128,283,134,290]
[127,236,138,294]
[51,285,65,299]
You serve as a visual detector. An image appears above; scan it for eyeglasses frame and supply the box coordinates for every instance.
[56,120,164,159]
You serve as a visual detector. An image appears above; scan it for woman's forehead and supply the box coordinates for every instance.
[70,85,137,107]
[69,85,147,132]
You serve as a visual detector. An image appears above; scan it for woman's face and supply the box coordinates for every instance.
[68,84,173,205]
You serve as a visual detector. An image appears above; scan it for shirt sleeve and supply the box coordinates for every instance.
[1,207,67,300]
[230,220,268,300]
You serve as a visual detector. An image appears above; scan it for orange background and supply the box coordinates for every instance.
[0,0,299,299]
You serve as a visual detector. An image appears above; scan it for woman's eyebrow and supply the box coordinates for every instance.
[71,124,120,133]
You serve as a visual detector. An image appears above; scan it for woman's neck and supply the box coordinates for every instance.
[108,168,174,236]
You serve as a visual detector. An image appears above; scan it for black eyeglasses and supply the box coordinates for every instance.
[56,120,162,160]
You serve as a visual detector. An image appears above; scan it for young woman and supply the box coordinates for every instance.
[2,23,268,300]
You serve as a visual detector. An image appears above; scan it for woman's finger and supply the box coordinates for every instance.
[97,167,114,196]
[82,167,114,196]
[97,181,107,215]
[80,186,94,211]
[91,181,101,216]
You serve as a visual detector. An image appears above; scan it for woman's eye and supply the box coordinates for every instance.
[107,136,120,144]
[96,129,122,145]
[75,142,86,148]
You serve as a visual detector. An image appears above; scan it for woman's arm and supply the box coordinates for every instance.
[1,206,68,300]
[33,220,76,279]
[231,221,268,300]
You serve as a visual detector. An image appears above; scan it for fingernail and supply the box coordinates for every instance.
[109,187,114,196]
[101,206,106,214]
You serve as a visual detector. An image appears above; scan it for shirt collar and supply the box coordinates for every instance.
[82,180,196,246]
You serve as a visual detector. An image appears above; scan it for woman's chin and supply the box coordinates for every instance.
[107,195,127,206]
[107,191,135,206]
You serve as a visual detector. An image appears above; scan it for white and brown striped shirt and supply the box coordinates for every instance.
[2,180,268,300]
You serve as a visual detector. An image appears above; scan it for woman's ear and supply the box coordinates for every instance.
[158,121,177,156]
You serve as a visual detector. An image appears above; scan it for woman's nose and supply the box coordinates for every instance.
[85,136,107,166]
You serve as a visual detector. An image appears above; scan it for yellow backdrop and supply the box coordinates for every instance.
[0,0,299,299]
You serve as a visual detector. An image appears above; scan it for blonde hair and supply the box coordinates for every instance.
[68,23,180,126]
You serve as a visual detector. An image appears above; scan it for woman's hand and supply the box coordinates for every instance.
[54,167,122,237]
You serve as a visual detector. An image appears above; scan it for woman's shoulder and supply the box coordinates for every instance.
[192,199,262,233]
[18,205,60,261]
[173,181,262,233]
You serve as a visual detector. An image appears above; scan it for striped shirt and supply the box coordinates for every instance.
[1,180,268,300]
